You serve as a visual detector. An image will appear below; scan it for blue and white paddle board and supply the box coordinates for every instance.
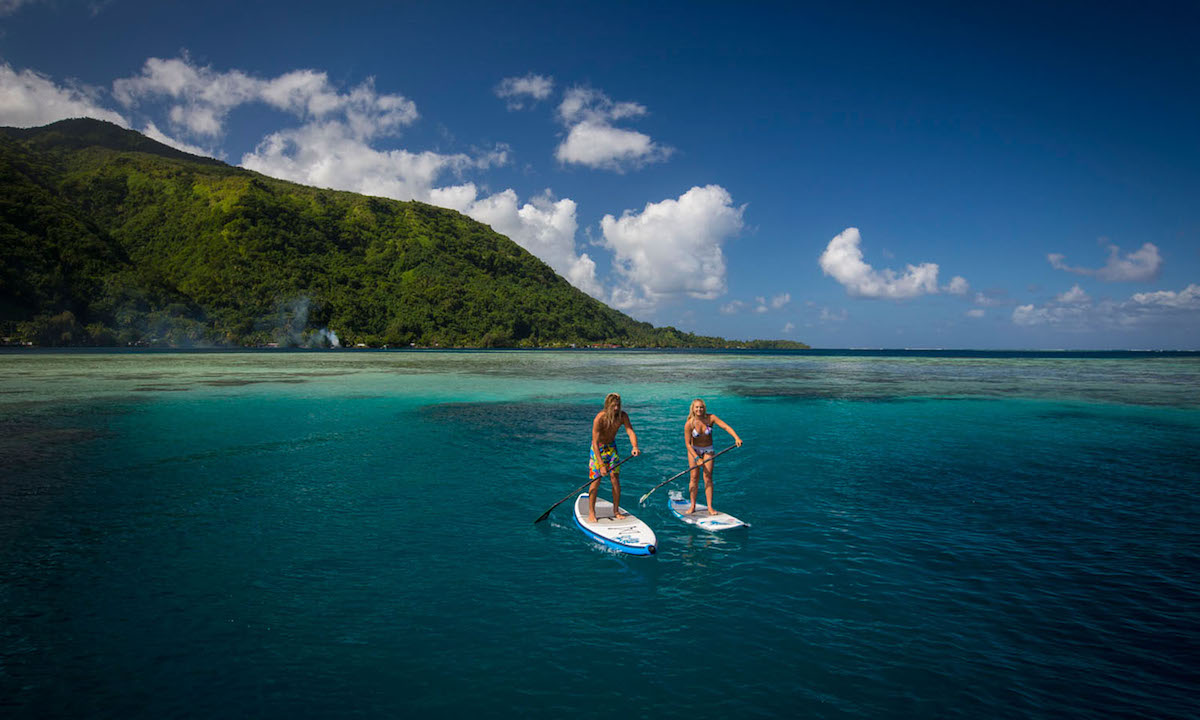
[668,491,748,531]
[573,494,657,556]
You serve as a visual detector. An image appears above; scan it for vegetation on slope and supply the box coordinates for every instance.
[0,119,807,349]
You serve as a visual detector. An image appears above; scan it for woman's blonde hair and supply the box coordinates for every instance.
[687,398,707,421]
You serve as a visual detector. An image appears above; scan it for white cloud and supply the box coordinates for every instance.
[1013,283,1200,329]
[555,121,665,171]
[1057,284,1090,304]
[819,228,945,299]
[1012,302,1092,327]
[966,309,985,318]
[554,86,670,171]
[771,292,791,309]
[973,291,1008,307]
[600,185,744,308]
[241,121,485,202]
[141,121,215,158]
[1048,242,1162,282]
[113,56,417,139]
[495,73,554,110]
[436,186,601,298]
[557,87,647,125]
[720,300,747,315]
[0,63,128,128]
[945,276,969,295]
[1131,283,1200,309]
[783,322,795,333]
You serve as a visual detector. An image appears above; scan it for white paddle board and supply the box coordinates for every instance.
[573,494,657,555]
[668,491,748,531]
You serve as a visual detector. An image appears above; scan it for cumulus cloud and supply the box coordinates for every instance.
[819,228,948,299]
[973,290,1009,307]
[1012,283,1200,329]
[966,309,985,318]
[783,322,795,333]
[1048,241,1162,282]
[241,121,492,201]
[113,56,418,139]
[945,276,969,295]
[140,121,215,158]
[1057,284,1090,304]
[0,63,128,127]
[556,121,663,170]
[554,86,671,171]
[495,73,554,110]
[720,300,747,315]
[1131,284,1200,309]
[600,185,744,308]
[435,185,602,297]
[1012,301,1094,327]
[557,87,646,125]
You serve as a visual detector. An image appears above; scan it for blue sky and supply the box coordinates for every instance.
[2,0,1198,348]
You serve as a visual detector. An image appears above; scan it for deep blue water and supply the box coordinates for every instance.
[2,350,1198,718]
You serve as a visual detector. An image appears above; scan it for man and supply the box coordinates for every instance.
[588,392,640,522]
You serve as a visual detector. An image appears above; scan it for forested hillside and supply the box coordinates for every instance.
[0,119,807,349]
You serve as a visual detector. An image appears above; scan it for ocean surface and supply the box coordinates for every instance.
[1,349,1198,719]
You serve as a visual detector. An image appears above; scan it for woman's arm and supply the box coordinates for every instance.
[712,415,743,446]
[684,419,697,462]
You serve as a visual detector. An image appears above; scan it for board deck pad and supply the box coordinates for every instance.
[668,491,748,531]
[573,494,657,555]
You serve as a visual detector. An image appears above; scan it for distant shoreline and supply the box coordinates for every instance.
[2,346,1197,358]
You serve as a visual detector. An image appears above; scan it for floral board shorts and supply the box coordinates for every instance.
[589,444,620,481]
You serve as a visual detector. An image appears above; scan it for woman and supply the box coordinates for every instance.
[683,398,742,515]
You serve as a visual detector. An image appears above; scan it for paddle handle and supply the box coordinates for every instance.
[638,443,739,505]
[532,453,638,525]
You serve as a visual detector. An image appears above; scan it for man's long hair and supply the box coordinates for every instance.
[603,392,622,423]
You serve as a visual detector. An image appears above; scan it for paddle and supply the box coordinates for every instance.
[638,443,739,505]
[532,453,639,525]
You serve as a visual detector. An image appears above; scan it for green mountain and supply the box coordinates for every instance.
[0,119,807,349]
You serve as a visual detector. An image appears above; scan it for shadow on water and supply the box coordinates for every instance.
[421,399,598,447]
[104,432,347,474]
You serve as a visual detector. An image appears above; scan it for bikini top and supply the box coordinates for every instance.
[691,421,713,438]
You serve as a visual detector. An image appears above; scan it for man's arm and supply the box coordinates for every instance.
[623,412,640,455]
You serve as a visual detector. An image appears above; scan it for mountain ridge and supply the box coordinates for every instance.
[0,118,807,349]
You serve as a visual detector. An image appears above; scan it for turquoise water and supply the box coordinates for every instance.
[2,350,1198,718]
